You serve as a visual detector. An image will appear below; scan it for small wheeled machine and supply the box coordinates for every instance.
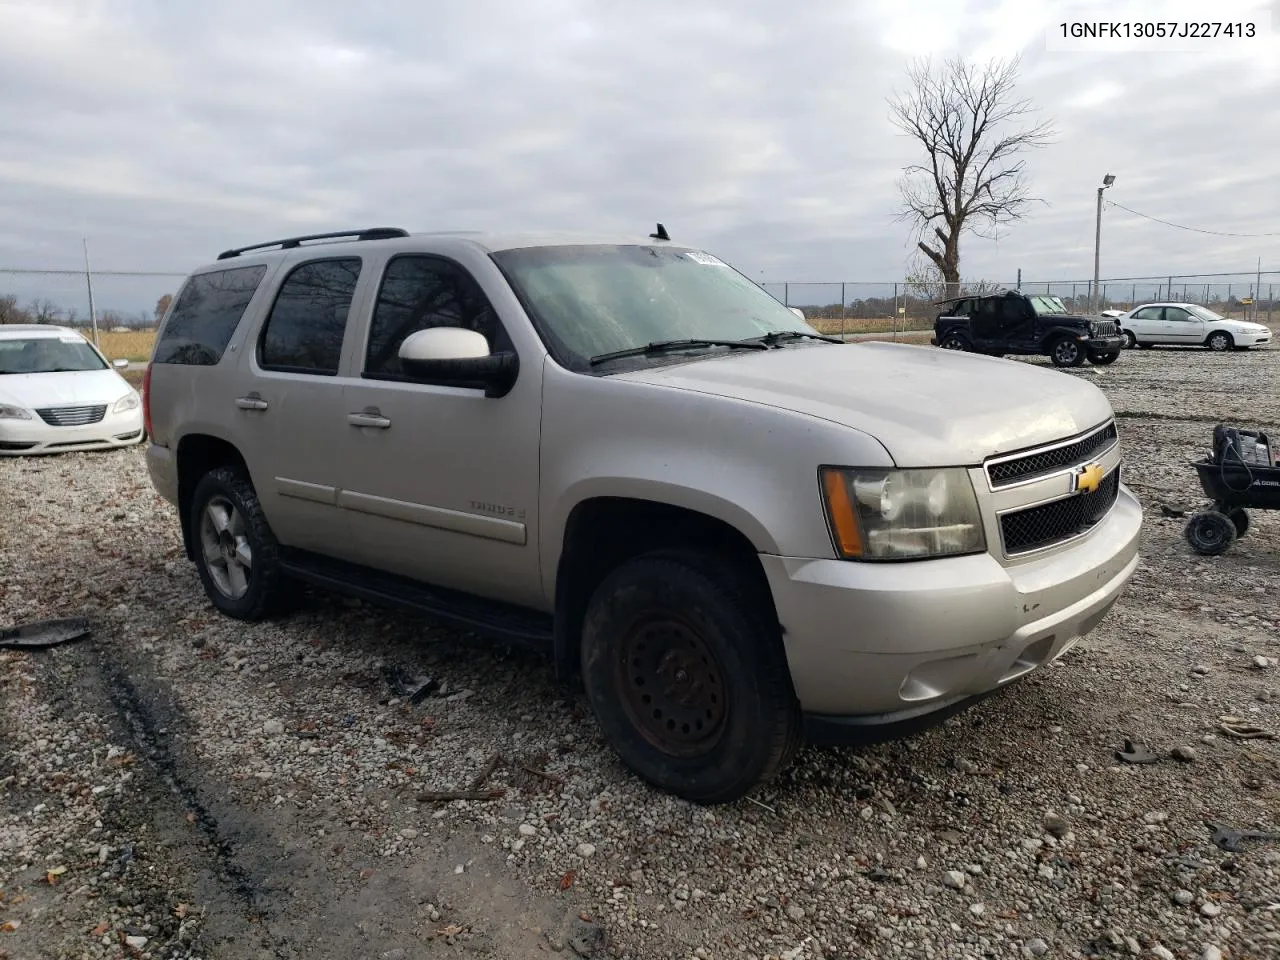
[1184,424,1279,556]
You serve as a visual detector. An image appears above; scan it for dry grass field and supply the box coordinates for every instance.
[88,328,157,363]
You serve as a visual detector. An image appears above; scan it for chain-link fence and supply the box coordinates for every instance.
[1,265,1275,346]
[0,268,185,336]
[763,273,1278,337]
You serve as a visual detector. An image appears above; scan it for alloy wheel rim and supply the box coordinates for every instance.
[199,496,253,599]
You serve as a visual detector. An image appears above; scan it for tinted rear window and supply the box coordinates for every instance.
[153,265,268,365]
[258,258,362,376]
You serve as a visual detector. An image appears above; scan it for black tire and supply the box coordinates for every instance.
[1227,508,1250,538]
[938,333,970,352]
[1184,511,1236,556]
[1206,331,1234,352]
[1049,336,1086,367]
[189,465,287,620]
[1088,350,1120,365]
[1121,330,1137,349]
[579,549,801,804]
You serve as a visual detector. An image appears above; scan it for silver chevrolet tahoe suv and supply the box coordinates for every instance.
[145,226,1142,804]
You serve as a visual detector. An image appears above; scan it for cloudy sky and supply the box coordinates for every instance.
[1,0,1277,313]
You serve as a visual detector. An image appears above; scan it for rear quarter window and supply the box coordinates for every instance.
[153,265,268,365]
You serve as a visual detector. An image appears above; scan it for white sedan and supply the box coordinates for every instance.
[0,325,145,455]
[1118,302,1273,351]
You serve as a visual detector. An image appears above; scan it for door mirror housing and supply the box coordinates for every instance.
[397,327,518,398]
[112,358,130,370]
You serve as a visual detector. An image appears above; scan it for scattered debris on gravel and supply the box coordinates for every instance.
[2,344,1278,959]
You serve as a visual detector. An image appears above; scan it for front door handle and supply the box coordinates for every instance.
[235,396,269,411]
[347,412,392,429]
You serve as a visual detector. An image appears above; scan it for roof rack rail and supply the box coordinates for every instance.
[216,227,410,261]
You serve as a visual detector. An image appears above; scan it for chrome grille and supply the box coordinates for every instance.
[1093,320,1118,337]
[986,423,1118,488]
[1000,468,1121,555]
[35,404,107,426]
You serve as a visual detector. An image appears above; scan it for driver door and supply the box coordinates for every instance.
[1161,305,1204,343]
[335,253,545,610]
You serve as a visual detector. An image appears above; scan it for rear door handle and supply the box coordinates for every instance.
[347,412,391,429]
[235,396,269,411]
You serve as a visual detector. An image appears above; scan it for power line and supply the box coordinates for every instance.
[1104,199,1280,238]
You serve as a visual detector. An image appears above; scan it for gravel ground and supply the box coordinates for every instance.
[2,342,1278,960]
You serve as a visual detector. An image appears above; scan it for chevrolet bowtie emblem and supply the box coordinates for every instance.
[1073,463,1104,494]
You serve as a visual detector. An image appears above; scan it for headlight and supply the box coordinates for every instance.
[820,466,986,560]
[0,404,32,420]
[113,393,140,414]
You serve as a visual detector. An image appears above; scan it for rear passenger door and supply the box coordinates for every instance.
[336,254,545,610]
[1126,306,1164,342]
[234,257,369,557]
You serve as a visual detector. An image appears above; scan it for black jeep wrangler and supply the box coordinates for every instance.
[931,291,1125,367]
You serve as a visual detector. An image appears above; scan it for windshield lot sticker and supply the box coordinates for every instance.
[684,251,727,267]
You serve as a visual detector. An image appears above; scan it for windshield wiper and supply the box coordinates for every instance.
[740,330,843,347]
[589,338,769,366]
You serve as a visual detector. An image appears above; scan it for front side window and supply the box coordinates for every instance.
[491,244,820,370]
[1164,307,1192,322]
[153,265,267,365]
[0,336,107,374]
[365,256,497,378]
[258,258,362,375]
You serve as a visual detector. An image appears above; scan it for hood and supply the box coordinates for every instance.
[1221,319,1269,332]
[615,342,1115,467]
[0,369,134,410]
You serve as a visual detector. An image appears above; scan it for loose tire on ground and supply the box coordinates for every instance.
[1184,511,1236,556]
[579,549,801,804]
[1050,336,1086,368]
[189,466,288,620]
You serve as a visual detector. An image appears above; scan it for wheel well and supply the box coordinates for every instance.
[552,498,772,680]
[176,435,248,559]
[1206,329,1234,345]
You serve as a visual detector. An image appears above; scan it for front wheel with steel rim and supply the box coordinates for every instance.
[580,550,800,804]
[190,465,287,620]
[1207,331,1234,352]
[1050,336,1086,367]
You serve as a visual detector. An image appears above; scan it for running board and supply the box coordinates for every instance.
[278,549,554,650]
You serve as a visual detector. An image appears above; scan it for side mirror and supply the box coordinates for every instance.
[397,327,518,398]
[789,307,806,320]
[112,358,130,370]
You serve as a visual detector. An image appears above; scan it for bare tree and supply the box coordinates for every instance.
[889,56,1054,297]
[155,293,173,325]
[27,298,61,324]
[0,294,29,324]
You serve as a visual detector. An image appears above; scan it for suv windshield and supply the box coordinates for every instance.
[0,337,108,375]
[1029,296,1069,316]
[1187,304,1226,322]
[491,245,822,369]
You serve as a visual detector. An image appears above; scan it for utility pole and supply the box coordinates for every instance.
[1092,174,1115,314]
[83,236,99,347]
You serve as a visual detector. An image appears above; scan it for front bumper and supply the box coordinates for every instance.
[1086,335,1125,352]
[0,408,145,455]
[762,484,1142,739]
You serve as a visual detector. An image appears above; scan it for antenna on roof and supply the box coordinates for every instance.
[649,223,670,241]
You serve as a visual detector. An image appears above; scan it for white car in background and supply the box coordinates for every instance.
[1118,302,1273,352]
[0,325,144,455]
